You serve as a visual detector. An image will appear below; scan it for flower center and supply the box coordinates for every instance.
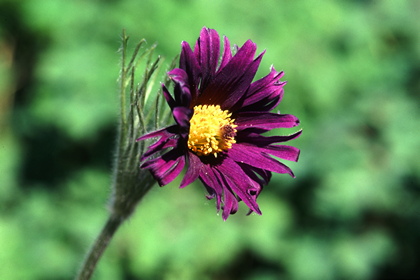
[187,105,237,157]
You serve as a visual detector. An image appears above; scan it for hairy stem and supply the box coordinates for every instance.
[75,215,123,280]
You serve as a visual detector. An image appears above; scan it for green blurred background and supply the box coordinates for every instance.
[1,0,419,279]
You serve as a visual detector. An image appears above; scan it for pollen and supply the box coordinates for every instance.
[188,105,237,157]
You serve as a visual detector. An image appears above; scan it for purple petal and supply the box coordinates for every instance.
[238,162,272,186]
[172,106,192,128]
[161,155,185,186]
[136,125,178,141]
[239,67,286,112]
[196,27,220,90]
[162,85,176,110]
[140,137,178,161]
[237,143,300,162]
[221,186,239,221]
[179,41,200,100]
[179,152,203,188]
[168,68,188,87]
[168,68,192,107]
[235,112,300,130]
[237,129,303,145]
[196,40,262,109]
[215,157,262,215]
[264,145,300,162]
[240,95,282,113]
[228,143,295,177]
[219,36,232,71]
[141,149,185,186]
[245,67,285,101]
[199,165,223,211]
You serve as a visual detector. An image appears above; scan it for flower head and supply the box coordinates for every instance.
[138,27,301,220]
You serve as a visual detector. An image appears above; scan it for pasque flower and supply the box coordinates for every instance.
[138,27,301,220]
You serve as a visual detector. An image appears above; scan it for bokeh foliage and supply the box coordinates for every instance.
[1,0,419,279]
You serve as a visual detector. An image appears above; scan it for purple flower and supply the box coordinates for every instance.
[138,27,301,220]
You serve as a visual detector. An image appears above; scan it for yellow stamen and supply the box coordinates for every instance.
[188,105,237,157]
